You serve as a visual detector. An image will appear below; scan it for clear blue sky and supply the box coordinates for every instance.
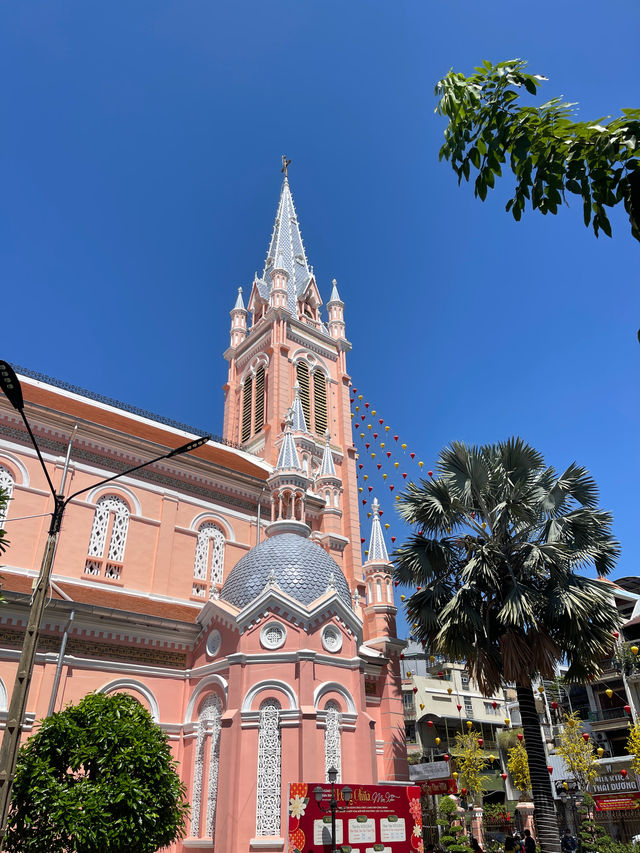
[2,2,639,629]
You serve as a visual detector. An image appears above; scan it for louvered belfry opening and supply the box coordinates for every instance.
[241,376,253,442]
[313,371,327,434]
[295,362,311,428]
[254,366,265,434]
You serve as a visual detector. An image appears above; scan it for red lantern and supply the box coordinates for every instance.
[501,773,507,781]
[387,452,391,458]
[582,733,590,742]
[438,671,444,679]
[376,464,381,470]
[400,654,404,660]
[373,433,378,440]
[410,452,415,459]
[427,720,433,728]
[443,754,450,762]
[352,388,357,394]
[413,687,418,694]
[394,581,399,587]
[613,631,620,639]
[461,788,467,796]
[625,705,632,714]
[365,402,369,408]
[428,470,433,477]
[417,586,421,591]
[548,766,553,775]
[517,733,523,742]
[477,738,484,747]
[391,536,396,543]
[394,435,399,442]
[362,499,367,505]
[358,463,363,470]
[402,472,407,479]
[457,704,462,712]
[379,510,384,516]
[360,537,365,544]
[379,419,384,425]
[492,701,498,709]
[621,769,628,778]
[390,485,394,492]
[365,442,370,449]
[551,701,558,710]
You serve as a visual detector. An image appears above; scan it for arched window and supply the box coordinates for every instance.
[295,362,311,427]
[0,466,14,527]
[85,495,130,579]
[241,376,253,442]
[191,694,223,839]
[313,371,327,434]
[240,366,267,443]
[193,522,225,598]
[324,701,342,782]
[255,700,281,837]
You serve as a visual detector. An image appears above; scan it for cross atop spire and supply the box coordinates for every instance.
[366,498,390,563]
[281,154,291,179]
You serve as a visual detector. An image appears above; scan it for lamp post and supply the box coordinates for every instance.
[313,768,352,853]
[0,360,210,843]
[555,780,583,849]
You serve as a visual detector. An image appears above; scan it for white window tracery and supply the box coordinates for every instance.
[324,701,342,782]
[256,700,282,837]
[85,495,130,578]
[0,466,14,527]
[191,694,223,839]
[194,522,225,590]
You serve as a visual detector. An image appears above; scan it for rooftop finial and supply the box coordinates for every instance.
[281,155,291,180]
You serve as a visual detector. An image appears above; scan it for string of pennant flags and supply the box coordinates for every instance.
[350,385,433,562]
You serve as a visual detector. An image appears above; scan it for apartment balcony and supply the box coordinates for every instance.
[587,707,631,729]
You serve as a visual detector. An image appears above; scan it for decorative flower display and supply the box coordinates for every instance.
[409,797,422,823]
[289,794,308,819]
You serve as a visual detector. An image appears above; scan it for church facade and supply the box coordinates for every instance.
[0,175,408,852]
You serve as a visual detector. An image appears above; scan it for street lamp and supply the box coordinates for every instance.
[0,361,210,842]
[313,768,353,853]
[555,780,583,848]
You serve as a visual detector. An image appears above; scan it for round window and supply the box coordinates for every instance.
[260,621,287,650]
[322,625,343,653]
[206,629,222,658]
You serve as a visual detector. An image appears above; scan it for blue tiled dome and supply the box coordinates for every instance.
[220,533,352,610]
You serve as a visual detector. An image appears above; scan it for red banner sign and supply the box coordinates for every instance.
[594,793,640,811]
[288,782,423,853]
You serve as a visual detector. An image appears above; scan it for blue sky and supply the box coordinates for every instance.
[2,2,639,629]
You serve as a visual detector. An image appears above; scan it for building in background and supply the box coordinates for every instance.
[0,173,407,853]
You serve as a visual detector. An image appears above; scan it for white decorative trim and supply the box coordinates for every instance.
[260,621,287,650]
[0,451,29,487]
[97,678,160,721]
[242,680,298,713]
[314,682,356,715]
[189,511,235,541]
[85,483,142,516]
[0,679,7,713]
[185,675,228,723]
[321,625,343,653]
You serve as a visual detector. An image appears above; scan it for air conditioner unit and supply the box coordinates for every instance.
[594,732,607,742]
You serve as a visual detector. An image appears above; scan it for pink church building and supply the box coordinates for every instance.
[0,174,408,852]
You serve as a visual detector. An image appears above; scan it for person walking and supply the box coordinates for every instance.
[524,829,536,853]
[561,828,577,853]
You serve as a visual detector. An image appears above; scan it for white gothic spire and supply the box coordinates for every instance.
[319,430,337,478]
[367,498,389,563]
[275,409,301,471]
[290,382,308,433]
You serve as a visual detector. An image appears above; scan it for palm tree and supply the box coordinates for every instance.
[394,439,620,853]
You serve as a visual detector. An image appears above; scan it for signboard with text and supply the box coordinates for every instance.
[288,782,423,853]
[594,792,640,811]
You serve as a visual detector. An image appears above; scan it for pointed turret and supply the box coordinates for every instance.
[229,286,248,348]
[291,382,308,433]
[315,429,342,534]
[366,498,389,563]
[363,497,397,639]
[327,278,346,340]
[319,430,337,478]
[265,407,311,539]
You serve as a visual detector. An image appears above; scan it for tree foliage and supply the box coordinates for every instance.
[556,712,599,791]
[435,59,640,242]
[394,438,620,853]
[4,692,189,853]
[453,729,487,803]
[625,720,640,777]
[437,795,471,853]
[507,740,532,799]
